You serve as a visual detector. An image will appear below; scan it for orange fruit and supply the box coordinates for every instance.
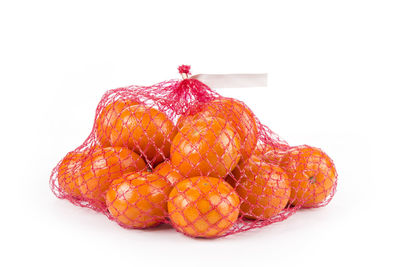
[95,99,138,146]
[260,147,288,166]
[225,143,276,181]
[280,145,337,208]
[106,171,171,228]
[78,147,147,204]
[254,142,279,156]
[110,104,177,165]
[171,117,241,178]
[177,98,258,159]
[57,149,91,198]
[168,176,240,238]
[153,161,184,186]
[230,155,291,220]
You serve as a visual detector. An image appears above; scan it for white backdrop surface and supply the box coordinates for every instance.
[0,1,399,266]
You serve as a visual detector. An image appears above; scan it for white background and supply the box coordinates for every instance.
[1,1,399,266]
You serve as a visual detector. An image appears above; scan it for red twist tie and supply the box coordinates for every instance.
[178,65,191,79]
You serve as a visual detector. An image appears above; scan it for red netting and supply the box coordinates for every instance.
[50,65,338,238]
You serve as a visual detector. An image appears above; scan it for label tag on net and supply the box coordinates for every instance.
[191,73,268,88]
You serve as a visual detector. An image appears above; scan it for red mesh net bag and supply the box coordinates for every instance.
[50,65,338,238]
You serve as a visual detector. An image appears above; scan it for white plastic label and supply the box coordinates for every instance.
[191,73,268,88]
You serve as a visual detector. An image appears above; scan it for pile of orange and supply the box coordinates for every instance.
[56,97,337,238]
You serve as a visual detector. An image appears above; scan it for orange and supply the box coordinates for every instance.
[171,117,241,178]
[280,145,337,208]
[226,142,281,182]
[168,176,240,238]
[230,155,291,220]
[251,142,293,166]
[95,99,138,146]
[254,142,279,156]
[57,149,91,198]
[177,98,258,159]
[106,171,171,228]
[78,147,147,204]
[153,161,184,186]
[260,147,288,166]
[110,104,177,166]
